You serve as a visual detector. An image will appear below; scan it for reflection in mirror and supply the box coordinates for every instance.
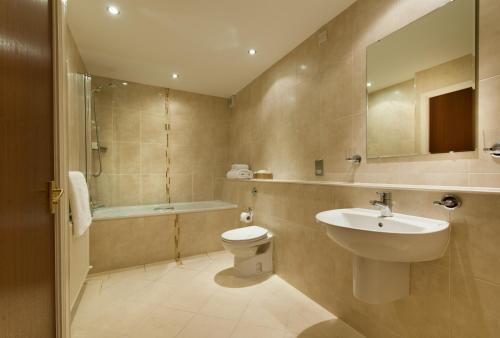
[366,0,476,159]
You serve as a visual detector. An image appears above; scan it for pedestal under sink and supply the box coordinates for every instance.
[316,208,450,304]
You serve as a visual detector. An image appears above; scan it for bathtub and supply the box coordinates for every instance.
[89,200,239,273]
[92,200,238,220]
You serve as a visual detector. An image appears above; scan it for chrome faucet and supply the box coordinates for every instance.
[369,192,393,217]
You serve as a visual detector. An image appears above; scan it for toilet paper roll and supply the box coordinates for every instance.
[240,211,253,223]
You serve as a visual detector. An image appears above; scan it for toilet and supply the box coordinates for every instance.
[221,225,273,277]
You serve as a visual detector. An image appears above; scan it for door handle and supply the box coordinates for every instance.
[49,180,64,214]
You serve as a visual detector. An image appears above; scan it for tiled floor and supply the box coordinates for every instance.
[72,251,364,338]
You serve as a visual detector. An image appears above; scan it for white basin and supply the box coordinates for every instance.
[316,208,450,262]
[316,208,450,303]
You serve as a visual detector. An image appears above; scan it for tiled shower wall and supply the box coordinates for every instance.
[220,180,500,338]
[90,77,230,206]
[89,76,168,206]
[228,0,500,187]
[169,90,231,202]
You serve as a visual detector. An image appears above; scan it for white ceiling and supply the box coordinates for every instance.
[68,0,355,97]
[367,0,475,93]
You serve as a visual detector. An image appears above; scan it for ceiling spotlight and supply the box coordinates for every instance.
[122,82,128,86]
[248,49,257,56]
[367,82,372,87]
[172,73,179,79]
[107,5,120,15]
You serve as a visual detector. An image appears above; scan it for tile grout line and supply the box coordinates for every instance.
[226,290,254,338]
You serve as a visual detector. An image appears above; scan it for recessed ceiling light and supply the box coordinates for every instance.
[172,73,179,79]
[107,5,120,15]
[367,82,372,87]
[122,82,128,86]
[248,49,257,56]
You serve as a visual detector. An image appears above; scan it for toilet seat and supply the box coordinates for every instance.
[221,225,269,243]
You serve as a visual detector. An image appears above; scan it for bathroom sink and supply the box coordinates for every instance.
[316,208,450,303]
[316,208,450,262]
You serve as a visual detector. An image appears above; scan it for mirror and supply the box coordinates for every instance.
[366,0,476,159]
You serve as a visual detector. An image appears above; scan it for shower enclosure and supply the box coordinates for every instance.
[86,76,170,208]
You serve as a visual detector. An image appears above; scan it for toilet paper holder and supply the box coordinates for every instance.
[240,208,253,223]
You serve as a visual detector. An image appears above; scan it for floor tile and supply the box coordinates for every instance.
[199,290,251,320]
[239,300,291,331]
[176,314,238,338]
[230,322,284,338]
[72,252,362,338]
[156,266,200,286]
[128,307,194,338]
[161,285,214,312]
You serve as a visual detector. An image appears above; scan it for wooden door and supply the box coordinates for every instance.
[429,87,475,154]
[0,1,56,337]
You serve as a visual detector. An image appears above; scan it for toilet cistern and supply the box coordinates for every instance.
[369,192,393,217]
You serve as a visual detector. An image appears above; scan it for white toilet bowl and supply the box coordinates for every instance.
[221,225,273,277]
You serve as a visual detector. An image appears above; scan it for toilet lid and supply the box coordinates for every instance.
[221,226,269,242]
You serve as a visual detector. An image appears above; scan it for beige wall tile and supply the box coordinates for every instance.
[143,215,176,263]
[89,78,229,206]
[170,174,193,203]
[115,175,140,206]
[89,210,236,273]
[116,142,140,174]
[451,193,500,284]
[90,217,146,272]
[451,272,500,338]
[169,89,231,203]
[228,0,500,188]
[396,0,449,26]
[90,215,176,272]
[192,174,214,202]
[179,209,238,257]
[91,174,118,206]
[221,179,500,337]
[140,111,166,144]
[141,175,167,204]
[478,76,500,133]
[479,0,500,79]
[141,143,166,174]
[114,108,141,142]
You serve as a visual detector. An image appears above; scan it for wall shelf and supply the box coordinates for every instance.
[229,178,500,195]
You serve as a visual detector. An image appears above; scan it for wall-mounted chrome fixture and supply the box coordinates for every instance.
[346,154,362,164]
[251,187,258,196]
[369,192,393,217]
[483,143,500,158]
[433,195,461,210]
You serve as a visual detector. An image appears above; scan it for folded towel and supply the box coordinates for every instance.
[231,164,249,170]
[68,171,92,237]
[226,169,253,180]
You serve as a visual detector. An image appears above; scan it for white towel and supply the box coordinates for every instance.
[68,171,92,237]
[226,169,253,180]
